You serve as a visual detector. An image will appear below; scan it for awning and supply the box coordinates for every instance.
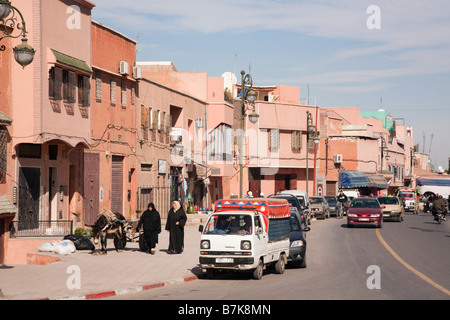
[339,171,370,188]
[367,174,388,189]
[51,49,92,73]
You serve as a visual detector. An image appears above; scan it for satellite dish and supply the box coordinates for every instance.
[222,72,237,92]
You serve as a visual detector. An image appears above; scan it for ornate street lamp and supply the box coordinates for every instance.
[305,111,319,195]
[0,0,35,68]
[239,70,259,197]
[380,137,390,173]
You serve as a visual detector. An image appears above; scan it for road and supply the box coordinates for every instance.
[105,212,450,300]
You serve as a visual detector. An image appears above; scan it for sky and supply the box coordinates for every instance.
[91,0,450,170]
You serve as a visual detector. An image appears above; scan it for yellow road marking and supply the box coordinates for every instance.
[376,229,450,297]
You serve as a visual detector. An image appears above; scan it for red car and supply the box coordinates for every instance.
[347,197,383,228]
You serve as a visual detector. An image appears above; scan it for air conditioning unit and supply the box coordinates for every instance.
[334,154,343,164]
[119,61,129,75]
[133,66,142,79]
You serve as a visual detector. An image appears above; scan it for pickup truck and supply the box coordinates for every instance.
[199,198,291,280]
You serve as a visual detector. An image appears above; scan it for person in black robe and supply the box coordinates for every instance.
[136,203,161,254]
[165,200,187,254]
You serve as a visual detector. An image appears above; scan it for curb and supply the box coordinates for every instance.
[46,274,199,300]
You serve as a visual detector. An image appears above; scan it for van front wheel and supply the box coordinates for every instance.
[252,260,264,280]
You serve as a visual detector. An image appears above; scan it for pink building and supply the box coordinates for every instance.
[88,21,138,224]
[4,0,95,264]
[231,82,320,197]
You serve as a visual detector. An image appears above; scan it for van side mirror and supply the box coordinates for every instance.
[256,227,263,234]
[198,225,204,233]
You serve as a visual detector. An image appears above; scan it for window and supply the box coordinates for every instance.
[292,130,302,151]
[78,75,91,107]
[49,145,58,160]
[63,70,76,103]
[0,128,7,183]
[141,163,152,171]
[49,67,62,100]
[209,124,233,162]
[95,73,102,101]
[269,129,279,152]
[110,80,117,105]
[121,83,127,108]
[17,144,41,159]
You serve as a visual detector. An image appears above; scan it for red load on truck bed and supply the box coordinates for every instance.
[214,198,290,231]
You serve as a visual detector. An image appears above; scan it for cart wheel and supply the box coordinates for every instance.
[114,236,127,250]
[139,233,148,252]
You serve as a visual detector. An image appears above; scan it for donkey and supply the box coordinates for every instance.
[91,210,132,255]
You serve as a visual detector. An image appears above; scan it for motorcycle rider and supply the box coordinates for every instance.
[337,190,348,216]
[432,194,447,221]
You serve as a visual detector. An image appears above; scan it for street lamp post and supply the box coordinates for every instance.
[239,70,259,198]
[380,137,390,173]
[305,111,318,195]
[0,0,35,68]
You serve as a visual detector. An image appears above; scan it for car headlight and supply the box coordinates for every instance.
[348,213,357,217]
[371,214,380,218]
[291,240,304,247]
[391,210,399,214]
[241,240,252,250]
[201,240,210,249]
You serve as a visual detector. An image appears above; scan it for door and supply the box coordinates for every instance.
[111,156,124,215]
[83,153,100,225]
[49,167,58,221]
[18,167,40,230]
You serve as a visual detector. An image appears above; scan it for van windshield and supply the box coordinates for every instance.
[204,214,254,235]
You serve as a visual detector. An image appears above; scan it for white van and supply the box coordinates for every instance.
[198,198,291,280]
[342,189,360,200]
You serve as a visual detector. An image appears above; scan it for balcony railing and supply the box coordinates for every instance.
[9,220,73,238]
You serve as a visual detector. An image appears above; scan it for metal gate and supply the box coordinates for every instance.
[111,156,124,215]
[137,186,170,219]
[18,167,40,230]
[83,153,100,225]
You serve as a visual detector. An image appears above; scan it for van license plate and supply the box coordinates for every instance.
[216,258,233,263]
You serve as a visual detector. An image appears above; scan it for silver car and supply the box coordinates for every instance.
[309,196,330,219]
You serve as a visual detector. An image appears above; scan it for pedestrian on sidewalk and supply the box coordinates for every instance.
[136,203,161,254]
[165,200,187,254]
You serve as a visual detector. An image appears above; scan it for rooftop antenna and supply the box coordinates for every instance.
[422,132,426,154]
[429,133,434,156]
[307,84,310,105]
[234,53,237,78]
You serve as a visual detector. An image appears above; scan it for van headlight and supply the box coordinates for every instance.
[201,240,210,250]
[291,240,304,247]
[241,240,251,250]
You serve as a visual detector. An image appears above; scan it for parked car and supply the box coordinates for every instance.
[325,196,341,217]
[278,190,312,225]
[309,196,330,219]
[269,194,308,227]
[347,197,383,228]
[288,207,310,268]
[377,196,404,222]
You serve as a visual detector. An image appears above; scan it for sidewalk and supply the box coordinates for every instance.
[0,215,209,300]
